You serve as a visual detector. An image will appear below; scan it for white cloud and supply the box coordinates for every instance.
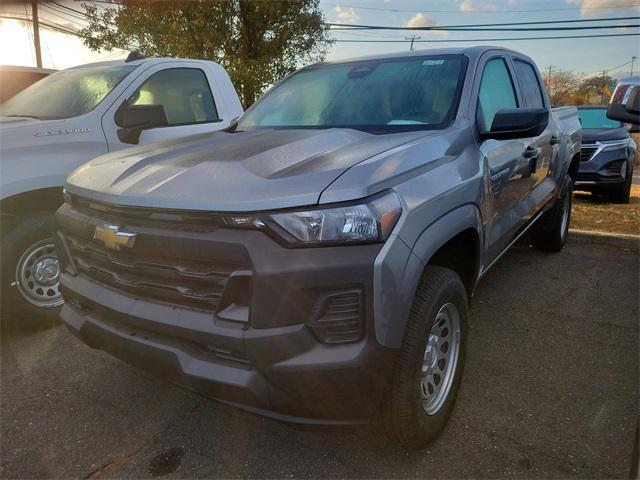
[567,0,640,17]
[459,0,497,12]
[405,13,448,36]
[334,6,360,24]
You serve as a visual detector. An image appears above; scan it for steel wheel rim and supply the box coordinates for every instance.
[420,302,461,415]
[15,238,63,308]
[560,192,570,239]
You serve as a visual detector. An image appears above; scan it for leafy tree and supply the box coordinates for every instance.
[545,69,579,107]
[574,74,617,105]
[79,0,333,108]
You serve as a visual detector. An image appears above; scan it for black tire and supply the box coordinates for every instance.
[610,174,632,204]
[383,266,468,449]
[1,212,63,324]
[531,174,573,252]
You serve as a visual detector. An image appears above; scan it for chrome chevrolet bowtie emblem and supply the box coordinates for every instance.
[94,224,137,250]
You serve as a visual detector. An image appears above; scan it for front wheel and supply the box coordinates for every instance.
[1,213,63,323]
[610,173,632,204]
[383,266,468,449]
[530,174,573,252]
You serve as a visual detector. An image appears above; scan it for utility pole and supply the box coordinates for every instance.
[601,69,606,103]
[546,66,554,99]
[31,1,42,68]
[631,56,637,77]
[405,35,420,51]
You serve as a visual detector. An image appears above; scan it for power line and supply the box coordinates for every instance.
[50,1,89,18]
[0,13,138,51]
[40,4,86,26]
[330,16,640,31]
[607,59,634,72]
[327,16,640,32]
[330,23,640,32]
[323,2,640,14]
[331,32,640,43]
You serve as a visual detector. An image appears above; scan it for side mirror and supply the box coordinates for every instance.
[607,85,640,126]
[480,107,549,141]
[115,104,168,144]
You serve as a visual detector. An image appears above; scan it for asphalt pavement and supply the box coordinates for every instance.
[1,240,638,479]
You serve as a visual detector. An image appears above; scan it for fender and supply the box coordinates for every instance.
[373,203,483,348]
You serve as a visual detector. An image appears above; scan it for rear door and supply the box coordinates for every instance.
[475,54,531,264]
[511,56,560,209]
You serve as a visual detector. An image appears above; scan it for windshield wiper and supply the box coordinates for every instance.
[4,114,44,120]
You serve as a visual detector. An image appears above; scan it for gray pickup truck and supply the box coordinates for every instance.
[55,46,581,448]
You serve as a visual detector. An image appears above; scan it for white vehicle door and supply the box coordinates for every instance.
[101,63,229,150]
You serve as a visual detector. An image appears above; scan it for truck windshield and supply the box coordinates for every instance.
[0,65,136,120]
[238,55,467,133]
[577,107,622,129]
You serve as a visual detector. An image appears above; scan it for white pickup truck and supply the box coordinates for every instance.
[0,55,243,322]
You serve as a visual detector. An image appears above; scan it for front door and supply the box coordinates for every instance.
[476,56,531,264]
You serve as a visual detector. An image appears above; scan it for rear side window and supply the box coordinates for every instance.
[514,60,545,108]
[477,58,518,132]
[129,68,219,126]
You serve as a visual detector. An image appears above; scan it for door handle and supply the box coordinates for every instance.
[524,146,540,158]
[550,136,560,145]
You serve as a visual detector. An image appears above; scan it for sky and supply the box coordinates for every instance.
[0,0,639,79]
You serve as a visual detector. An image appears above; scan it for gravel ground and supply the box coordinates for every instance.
[1,240,638,479]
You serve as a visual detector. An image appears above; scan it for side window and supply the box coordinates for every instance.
[129,68,219,126]
[477,58,518,132]
[514,60,545,108]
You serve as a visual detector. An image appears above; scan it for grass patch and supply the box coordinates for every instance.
[571,185,640,236]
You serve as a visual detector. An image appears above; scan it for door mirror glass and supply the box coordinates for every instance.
[480,107,549,140]
[115,104,168,144]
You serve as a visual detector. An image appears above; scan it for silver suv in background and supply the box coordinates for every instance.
[55,47,581,448]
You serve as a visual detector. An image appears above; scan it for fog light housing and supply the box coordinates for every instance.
[308,289,363,344]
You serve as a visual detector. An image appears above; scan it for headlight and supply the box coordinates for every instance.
[269,191,402,246]
[601,139,629,152]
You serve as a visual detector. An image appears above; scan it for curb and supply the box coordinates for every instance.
[569,229,640,250]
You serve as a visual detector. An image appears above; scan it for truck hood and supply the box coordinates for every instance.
[65,128,432,211]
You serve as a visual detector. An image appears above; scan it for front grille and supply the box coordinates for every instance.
[580,145,597,162]
[60,200,251,313]
[66,234,238,311]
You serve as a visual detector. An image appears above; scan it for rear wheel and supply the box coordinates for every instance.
[531,174,572,252]
[1,213,63,323]
[383,266,468,449]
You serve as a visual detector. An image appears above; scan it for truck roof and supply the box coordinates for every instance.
[69,57,219,70]
[320,45,529,66]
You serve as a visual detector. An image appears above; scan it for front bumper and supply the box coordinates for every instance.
[55,201,399,424]
[575,144,632,189]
